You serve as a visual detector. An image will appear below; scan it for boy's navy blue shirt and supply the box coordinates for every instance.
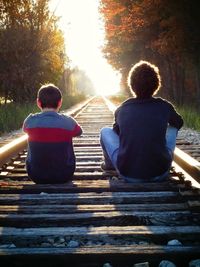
[113,97,183,179]
[23,111,82,183]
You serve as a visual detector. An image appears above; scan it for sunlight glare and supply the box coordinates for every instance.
[49,0,121,95]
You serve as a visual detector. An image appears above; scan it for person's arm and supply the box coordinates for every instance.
[168,104,183,130]
[70,117,83,137]
[22,115,32,133]
[22,120,27,133]
[113,108,120,135]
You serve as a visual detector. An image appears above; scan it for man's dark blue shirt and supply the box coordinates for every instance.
[113,97,183,179]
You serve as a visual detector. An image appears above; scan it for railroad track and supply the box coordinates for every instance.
[0,96,200,267]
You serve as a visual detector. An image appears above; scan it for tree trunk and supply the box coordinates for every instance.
[176,61,185,106]
[121,67,131,96]
[194,61,200,108]
[166,58,177,101]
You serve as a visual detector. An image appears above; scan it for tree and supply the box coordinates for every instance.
[59,67,95,96]
[0,0,66,103]
[100,0,200,106]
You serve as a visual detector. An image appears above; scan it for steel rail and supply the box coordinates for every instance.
[174,147,200,182]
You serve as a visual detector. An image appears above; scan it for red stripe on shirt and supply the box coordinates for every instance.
[72,124,82,136]
[25,127,76,142]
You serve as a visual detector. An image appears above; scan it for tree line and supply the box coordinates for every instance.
[0,0,65,103]
[100,0,200,108]
[59,67,95,96]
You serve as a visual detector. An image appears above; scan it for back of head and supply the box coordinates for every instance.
[127,60,161,99]
[37,84,62,109]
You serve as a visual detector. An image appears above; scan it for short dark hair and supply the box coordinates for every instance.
[37,84,62,108]
[127,60,161,98]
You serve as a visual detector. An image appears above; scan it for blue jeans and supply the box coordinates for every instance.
[100,126,178,183]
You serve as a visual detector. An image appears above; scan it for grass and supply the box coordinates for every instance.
[107,94,127,106]
[61,94,86,110]
[0,103,38,135]
[0,94,86,136]
[2,93,198,136]
[177,105,200,131]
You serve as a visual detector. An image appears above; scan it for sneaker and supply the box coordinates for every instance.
[101,162,117,176]
[101,162,115,171]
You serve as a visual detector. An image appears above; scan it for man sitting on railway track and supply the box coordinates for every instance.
[23,84,82,184]
[100,60,183,182]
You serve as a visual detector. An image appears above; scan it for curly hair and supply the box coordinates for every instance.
[127,60,161,98]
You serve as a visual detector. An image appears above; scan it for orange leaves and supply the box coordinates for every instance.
[100,0,126,18]
[100,0,197,71]
[100,0,200,103]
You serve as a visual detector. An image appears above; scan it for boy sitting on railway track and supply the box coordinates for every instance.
[23,84,82,184]
[100,60,183,182]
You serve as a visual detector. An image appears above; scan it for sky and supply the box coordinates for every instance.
[49,0,121,95]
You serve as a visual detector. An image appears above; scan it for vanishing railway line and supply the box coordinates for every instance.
[0,96,200,267]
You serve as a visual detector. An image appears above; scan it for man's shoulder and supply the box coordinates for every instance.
[121,97,135,105]
[116,97,135,110]
[154,97,174,108]
[116,97,173,113]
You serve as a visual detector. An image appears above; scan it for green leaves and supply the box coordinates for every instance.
[0,0,65,103]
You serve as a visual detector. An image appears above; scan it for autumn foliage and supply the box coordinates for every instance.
[0,0,65,103]
[100,0,200,107]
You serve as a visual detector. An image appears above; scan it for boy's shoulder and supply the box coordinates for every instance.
[24,113,35,121]
[23,112,78,130]
[36,112,76,126]
[56,113,79,127]
[24,112,46,122]
[58,113,75,122]
[25,111,72,119]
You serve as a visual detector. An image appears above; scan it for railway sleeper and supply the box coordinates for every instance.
[0,97,200,266]
[0,245,200,267]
